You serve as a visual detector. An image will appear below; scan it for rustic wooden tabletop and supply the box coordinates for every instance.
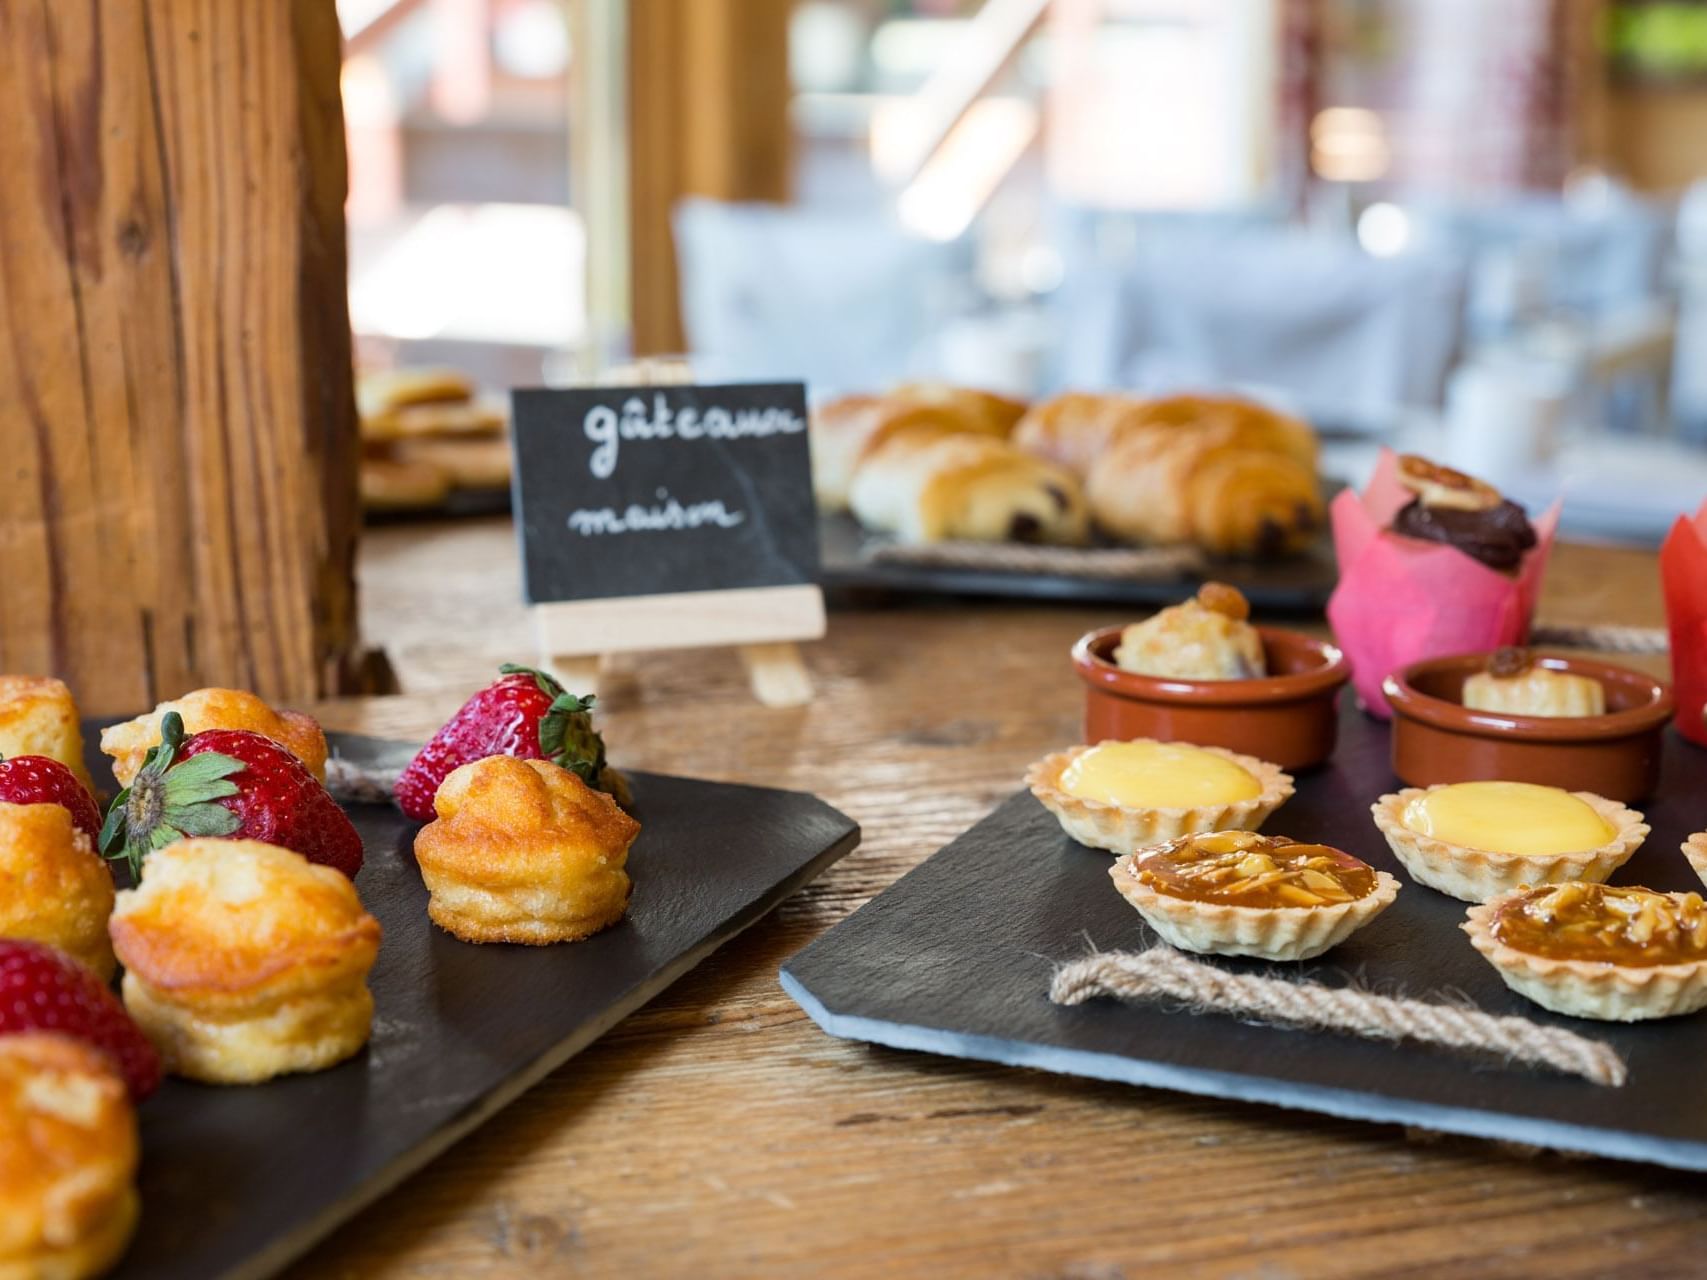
[291,518,1700,1279]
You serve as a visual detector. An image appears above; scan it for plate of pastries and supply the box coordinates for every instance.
[811,383,1338,608]
[0,671,854,1279]
[358,367,514,518]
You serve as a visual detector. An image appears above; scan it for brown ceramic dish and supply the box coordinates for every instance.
[1072,626,1350,770]
[1383,652,1673,802]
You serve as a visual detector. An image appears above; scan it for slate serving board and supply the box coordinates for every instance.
[816,512,1338,611]
[781,698,1707,1171]
[91,730,859,1280]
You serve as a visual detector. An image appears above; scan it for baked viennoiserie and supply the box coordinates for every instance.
[100,688,328,787]
[889,382,1027,438]
[0,675,94,794]
[809,386,1019,511]
[1111,831,1399,961]
[0,802,115,981]
[357,366,476,420]
[413,755,640,944]
[848,431,1089,545]
[1027,740,1292,854]
[0,1033,139,1280]
[1464,882,1707,1021]
[109,839,382,1085]
[1388,454,1536,572]
[1372,781,1646,903]
[1461,648,1605,717]
[1010,392,1151,475]
[362,395,507,443]
[1125,395,1319,470]
[1113,582,1265,680]
[390,434,513,490]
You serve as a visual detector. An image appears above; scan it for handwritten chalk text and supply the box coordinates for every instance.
[566,488,747,537]
[584,394,805,479]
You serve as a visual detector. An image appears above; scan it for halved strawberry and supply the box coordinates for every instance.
[0,938,161,1100]
[0,754,101,846]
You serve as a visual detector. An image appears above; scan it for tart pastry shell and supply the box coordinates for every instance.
[1026,742,1293,855]
[1463,894,1707,1022]
[1684,833,1707,890]
[1370,788,1647,904]
[1109,857,1400,961]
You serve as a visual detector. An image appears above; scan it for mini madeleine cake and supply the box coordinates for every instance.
[1026,739,1292,854]
[1110,831,1399,961]
[1686,833,1707,888]
[1464,882,1707,1021]
[1461,647,1606,717]
[1112,582,1265,681]
[414,755,639,944]
[100,688,328,787]
[1372,781,1646,904]
[0,1033,139,1280]
[109,839,381,1085]
[0,802,116,981]
[0,675,94,793]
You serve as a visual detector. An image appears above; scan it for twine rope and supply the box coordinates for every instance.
[865,539,1204,582]
[324,757,402,806]
[1530,622,1668,656]
[1049,947,1626,1087]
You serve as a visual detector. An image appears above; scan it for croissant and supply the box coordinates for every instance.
[810,386,1021,512]
[1010,392,1152,475]
[1087,424,1323,556]
[1126,394,1319,470]
[849,428,1089,545]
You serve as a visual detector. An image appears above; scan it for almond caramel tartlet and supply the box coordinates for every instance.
[1110,831,1400,961]
[1464,882,1707,1021]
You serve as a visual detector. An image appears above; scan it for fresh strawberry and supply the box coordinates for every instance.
[100,712,363,880]
[0,754,101,846]
[0,938,161,1100]
[394,664,616,821]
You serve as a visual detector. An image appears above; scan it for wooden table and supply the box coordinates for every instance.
[291,518,1701,1279]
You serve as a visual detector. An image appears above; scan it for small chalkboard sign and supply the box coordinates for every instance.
[509,380,826,706]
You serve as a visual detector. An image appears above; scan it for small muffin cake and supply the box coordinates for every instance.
[414,755,640,944]
[1112,582,1266,680]
[109,839,382,1085]
[0,802,116,981]
[1026,740,1292,854]
[1110,831,1399,961]
[1685,832,1707,888]
[1461,647,1606,717]
[1372,781,1646,903]
[0,675,94,794]
[0,1033,139,1280]
[101,688,328,787]
[1464,882,1707,1021]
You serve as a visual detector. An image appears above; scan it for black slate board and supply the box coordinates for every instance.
[94,731,858,1280]
[816,512,1338,610]
[781,697,1707,1171]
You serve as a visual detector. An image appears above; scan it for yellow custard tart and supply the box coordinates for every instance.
[1110,831,1400,961]
[1464,882,1707,1021]
[1684,833,1707,890]
[1371,781,1646,903]
[1026,740,1292,854]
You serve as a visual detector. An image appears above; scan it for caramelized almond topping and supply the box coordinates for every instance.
[1396,454,1503,512]
[1491,883,1707,967]
[1133,831,1376,909]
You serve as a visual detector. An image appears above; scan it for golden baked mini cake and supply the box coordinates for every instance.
[1461,648,1606,717]
[1026,740,1292,854]
[0,802,116,981]
[1372,781,1646,903]
[1112,582,1266,680]
[1685,832,1707,889]
[1464,882,1707,1021]
[1110,831,1399,961]
[0,1033,139,1280]
[100,687,328,786]
[109,839,381,1085]
[413,755,639,944]
[0,675,94,793]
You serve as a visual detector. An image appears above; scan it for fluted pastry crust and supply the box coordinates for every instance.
[110,839,381,1085]
[414,756,640,945]
[0,676,93,794]
[1371,788,1647,904]
[100,688,328,786]
[1685,833,1707,889]
[0,802,116,982]
[1026,743,1293,855]
[1110,855,1399,961]
[0,1034,139,1280]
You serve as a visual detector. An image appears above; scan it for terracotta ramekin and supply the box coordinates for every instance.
[1383,653,1674,802]
[1071,626,1351,770]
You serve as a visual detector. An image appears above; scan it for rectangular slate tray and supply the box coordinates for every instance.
[94,731,859,1280]
[780,698,1707,1171]
[817,512,1338,611]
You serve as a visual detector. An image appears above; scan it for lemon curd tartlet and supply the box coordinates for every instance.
[1372,781,1646,903]
[1026,739,1292,854]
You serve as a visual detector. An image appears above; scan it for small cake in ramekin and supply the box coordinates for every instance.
[1026,739,1292,855]
[0,801,116,981]
[109,839,381,1085]
[1110,831,1399,961]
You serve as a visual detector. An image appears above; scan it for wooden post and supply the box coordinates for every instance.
[626,0,794,356]
[0,0,360,716]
